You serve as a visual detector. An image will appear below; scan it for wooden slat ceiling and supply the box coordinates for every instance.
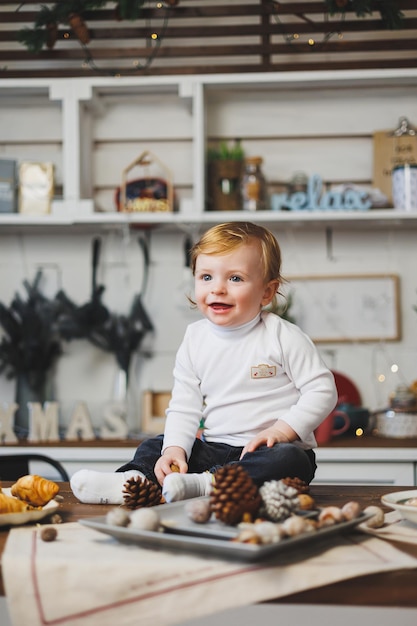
[0,1,416,79]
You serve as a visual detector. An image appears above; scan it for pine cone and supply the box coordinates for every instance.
[68,13,90,45]
[122,476,165,509]
[46,23,58,50]
[282,476,310,494]
[210,464,261,526]
[259,479,300,522]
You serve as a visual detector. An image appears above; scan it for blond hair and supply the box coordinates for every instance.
[190,222,284,307]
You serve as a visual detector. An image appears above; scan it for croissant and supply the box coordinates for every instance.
[0,492,34,514]
[11,474,59,507]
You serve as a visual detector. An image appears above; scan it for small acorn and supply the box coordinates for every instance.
[106,507,130,527]
[364,505,385,528]
[129,508,160,531]
[185,499,212,524]
[297,493,316,511]
[40,526,57,542]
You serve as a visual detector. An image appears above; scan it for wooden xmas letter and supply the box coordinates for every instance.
[0,402,18,444]
[65,402,95,441]
[28,401,59,442]
[100,401,129,440]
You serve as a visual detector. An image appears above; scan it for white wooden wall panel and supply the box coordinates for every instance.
[1,73,417,437]
[92,95,193,141]
[0,102,63,185]
[1,226,416,431]
[206,86,417,136]
[0,103,61,142]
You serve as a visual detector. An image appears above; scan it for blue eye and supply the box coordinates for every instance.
[202,274,212,281]
[230,276,242,282]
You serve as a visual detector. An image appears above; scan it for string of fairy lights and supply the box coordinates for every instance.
[14,1,403,76]
[269,0,403,49]
[270,1,346,49]
[79,2,171,76]
[16,1,176,77]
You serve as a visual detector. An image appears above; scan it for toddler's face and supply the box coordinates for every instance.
[194,242,276,327]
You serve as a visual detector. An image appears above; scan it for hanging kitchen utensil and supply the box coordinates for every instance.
[87,232,154,375]
[56,237,109,340]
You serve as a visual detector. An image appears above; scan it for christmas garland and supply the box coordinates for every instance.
[324,0,403,30]
[19,1,402,54]
[18,0,179,53]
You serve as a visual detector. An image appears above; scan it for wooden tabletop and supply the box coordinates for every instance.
[1,483,417,606]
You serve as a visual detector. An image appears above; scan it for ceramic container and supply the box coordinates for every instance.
[374,408,417,438]
[392,164,417,211]
[381,489,417,525]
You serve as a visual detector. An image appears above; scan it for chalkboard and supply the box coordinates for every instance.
[283,274,400,343]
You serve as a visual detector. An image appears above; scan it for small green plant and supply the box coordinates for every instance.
[207,140,245,162]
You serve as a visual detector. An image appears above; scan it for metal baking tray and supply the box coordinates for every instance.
[80,498,371,563]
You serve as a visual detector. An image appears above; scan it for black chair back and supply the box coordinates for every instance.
[0,453,70,482]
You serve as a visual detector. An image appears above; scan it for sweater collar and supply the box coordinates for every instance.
[207,313,261,337]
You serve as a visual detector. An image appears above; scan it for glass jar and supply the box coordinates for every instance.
[241,156,267,211]
[288,171,308,194]
[389,384,417,410]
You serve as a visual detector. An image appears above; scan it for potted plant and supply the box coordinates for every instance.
[206,140,245,211]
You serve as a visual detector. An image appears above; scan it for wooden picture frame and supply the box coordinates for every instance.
[283,274,401,343]
[141,390,171,435]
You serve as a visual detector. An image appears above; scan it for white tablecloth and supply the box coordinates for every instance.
[3,519,417,626]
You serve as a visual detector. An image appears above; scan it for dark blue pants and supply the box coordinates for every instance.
[118,434,316,486]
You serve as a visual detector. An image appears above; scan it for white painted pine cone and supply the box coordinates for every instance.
[259,479,300,522]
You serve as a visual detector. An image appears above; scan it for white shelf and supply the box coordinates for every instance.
[314,445,417,485]
[1,68,417,233]
[316,446,417,463]
[4,444,417,484]
[1,209,417,232]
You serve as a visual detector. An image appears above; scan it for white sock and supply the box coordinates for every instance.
[162,472,213,503]
[70,469,145,504]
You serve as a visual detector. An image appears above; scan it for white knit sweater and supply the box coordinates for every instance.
[162,311,337,458]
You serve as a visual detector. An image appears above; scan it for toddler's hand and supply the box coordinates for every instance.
[240,420,297,459]
[154,447,188,486]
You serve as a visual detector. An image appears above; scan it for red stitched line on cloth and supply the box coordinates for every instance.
[30,529,262,625]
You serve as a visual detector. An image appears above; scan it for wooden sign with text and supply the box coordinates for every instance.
[271,174,372,212]
[0,400,129,444]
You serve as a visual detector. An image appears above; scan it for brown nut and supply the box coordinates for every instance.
[185,499,212,524]
[364,505,385,528]
[341,501,361,520]
[297,494,316,510]
[40,526,58,542]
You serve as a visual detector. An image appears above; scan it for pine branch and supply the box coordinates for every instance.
[18,1,148,52]
[0,271,63,389]
[324,0,403,30]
